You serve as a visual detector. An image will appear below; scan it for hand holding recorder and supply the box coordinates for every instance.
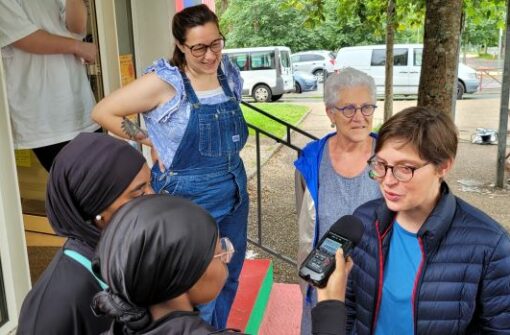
[299,215,364,288]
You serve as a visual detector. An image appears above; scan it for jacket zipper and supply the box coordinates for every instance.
[371,220,387,333]
[412,237,427,335]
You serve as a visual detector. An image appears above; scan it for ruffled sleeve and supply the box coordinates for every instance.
[221,55,244,102]
[143,58,185,123]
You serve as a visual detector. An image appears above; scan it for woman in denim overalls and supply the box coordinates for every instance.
[92,5,248,329]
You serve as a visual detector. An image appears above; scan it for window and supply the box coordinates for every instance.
[394,49,408,66]
[371,49,385,66]
[228,53,249,71]
[414,48,423,66]
[250,51,275,70]
[291,55,300,63]
[371,48,409,66]
[280,51,291,68]
[300,54,324,62]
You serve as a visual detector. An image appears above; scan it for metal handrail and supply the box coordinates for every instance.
[242,100,318,266]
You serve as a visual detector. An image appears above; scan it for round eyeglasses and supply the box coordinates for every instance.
[367,157,430,183]
[333,104,377,118]
[183,38,225,58]
[213,237,235,264]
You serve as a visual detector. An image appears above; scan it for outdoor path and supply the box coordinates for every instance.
[244,97,510,283]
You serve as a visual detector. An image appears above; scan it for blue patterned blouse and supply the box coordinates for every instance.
[142,56,243,169]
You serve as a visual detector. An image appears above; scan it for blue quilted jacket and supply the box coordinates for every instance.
[347,183,510,334]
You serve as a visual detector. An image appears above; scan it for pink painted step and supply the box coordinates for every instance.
[258,283,303,335]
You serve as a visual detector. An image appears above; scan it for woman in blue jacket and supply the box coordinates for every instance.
[348,106,510,334]
[294,68,381,334]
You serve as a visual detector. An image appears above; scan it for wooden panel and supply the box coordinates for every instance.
[23,214,64,247]
[25,232,65,247]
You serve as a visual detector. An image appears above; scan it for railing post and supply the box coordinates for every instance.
[255,130,262,244]
[242,100,318,266]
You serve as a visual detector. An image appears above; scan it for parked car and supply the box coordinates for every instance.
[223,46,294,102]
[334,44,479,99]
[291,50,335,82]
[294,71,318,93]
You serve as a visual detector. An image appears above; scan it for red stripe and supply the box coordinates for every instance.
[227,259,271,330]
[411,237,426,328]
[175,0,183,12]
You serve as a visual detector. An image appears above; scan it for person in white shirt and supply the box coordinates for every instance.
[0,0,100,171]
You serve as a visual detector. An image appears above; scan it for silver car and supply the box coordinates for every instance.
[291,50,336,82]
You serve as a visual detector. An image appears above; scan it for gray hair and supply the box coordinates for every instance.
[323,67,376,108]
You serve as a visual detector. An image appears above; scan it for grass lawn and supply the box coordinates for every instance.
[241,103,309,138]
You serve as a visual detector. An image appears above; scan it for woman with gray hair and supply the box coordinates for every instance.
[294,67,381,334]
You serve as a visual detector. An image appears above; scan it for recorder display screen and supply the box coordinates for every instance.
[319,237,343,256]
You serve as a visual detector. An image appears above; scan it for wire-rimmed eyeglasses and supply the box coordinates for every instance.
[367,156,430,183]
[183,38,225,58]
[333,104,377,118]
[213,237,235,264]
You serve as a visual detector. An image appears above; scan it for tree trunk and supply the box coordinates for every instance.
[384,0,395,121]
[418,0,463,115]
[496,0,510,188]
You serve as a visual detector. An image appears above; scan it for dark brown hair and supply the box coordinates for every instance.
[171,4,221,70]
[375,106,458,165]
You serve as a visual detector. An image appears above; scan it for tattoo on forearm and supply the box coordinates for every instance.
[121,117,148,141]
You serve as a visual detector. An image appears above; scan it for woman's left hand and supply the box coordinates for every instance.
[317,249,353,303]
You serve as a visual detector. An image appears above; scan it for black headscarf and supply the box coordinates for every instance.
[46,133,146,248]
[92,195,218,331]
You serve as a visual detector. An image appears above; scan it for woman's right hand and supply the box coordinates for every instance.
[317,249,353,303]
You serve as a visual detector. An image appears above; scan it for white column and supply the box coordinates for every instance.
[0,49,31,334]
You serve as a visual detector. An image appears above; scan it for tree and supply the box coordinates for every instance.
[463,0,506,54]
[384,0,396,121]
[219,0,385,52]
[286,0,423,119]
[417,0,463,115]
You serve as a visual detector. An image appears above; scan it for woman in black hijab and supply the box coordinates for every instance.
[92,195,352,335]
[17,133,153,335]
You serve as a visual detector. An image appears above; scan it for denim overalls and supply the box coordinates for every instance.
[151,66,249,329]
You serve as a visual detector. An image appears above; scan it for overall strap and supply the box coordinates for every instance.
[179,69,200,108]
[64,249,108,290]
[216,65,236,100]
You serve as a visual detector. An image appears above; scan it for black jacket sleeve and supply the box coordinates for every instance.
[311,300,347,335]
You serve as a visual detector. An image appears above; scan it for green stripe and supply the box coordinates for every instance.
[244,261,273,334]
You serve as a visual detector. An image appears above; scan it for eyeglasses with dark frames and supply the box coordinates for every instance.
[213,237,235,264]
[367,156,430,182]
[333,104,377,118]
[183,38,225,58]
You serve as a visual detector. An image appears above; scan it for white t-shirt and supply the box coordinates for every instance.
[0,0,98,149]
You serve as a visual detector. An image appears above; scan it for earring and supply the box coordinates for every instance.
[330,123,336,128]
[95,215,102,222]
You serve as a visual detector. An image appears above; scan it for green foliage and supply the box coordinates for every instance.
[241,103,308,138]
[217,0,506,52]
[463,0,506,49]
[218,0,385,52]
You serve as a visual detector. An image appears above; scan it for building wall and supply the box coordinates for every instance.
[176,0,216,12]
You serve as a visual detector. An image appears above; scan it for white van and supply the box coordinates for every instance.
[334,44,479,99]
[223,46,294,102]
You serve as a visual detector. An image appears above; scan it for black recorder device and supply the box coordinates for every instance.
[299,215,364,288]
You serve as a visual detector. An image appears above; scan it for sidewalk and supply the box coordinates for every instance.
[244,98,510,283]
